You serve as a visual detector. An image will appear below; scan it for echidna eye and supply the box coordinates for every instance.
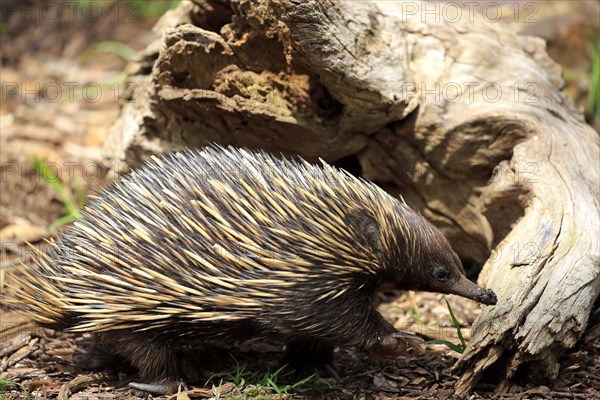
[433,266,450,282]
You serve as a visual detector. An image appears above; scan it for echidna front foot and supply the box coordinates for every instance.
[97,331,184,394]
[366,331,424,361]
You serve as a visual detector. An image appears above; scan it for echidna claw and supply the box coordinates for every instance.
[128,381,188,395]
[367,331,425,360]
[322,363,341,380]
[392,331,425,351]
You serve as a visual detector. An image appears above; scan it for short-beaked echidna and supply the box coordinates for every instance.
[5,145,497,394]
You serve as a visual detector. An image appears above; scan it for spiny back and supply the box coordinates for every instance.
[7,146,411,333]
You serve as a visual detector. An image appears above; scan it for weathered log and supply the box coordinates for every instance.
[104,0,600,394]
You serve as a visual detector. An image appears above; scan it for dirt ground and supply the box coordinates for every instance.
[1,1,599,399]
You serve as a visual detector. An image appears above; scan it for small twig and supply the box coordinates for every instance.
[0,321,37,343]
[543,392,592,399]
[0,334,32,359]
[496,392,590,399]
[0,338,41,371]
[58,372,114,400]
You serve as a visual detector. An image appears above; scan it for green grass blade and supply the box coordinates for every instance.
[445,299,466,349]
[34,156,64,196]
[424,339,464,354]
[33,156,83,231]
[47,215,77,232]
[81,41,136,62]
[411,305,423,324]
[76,181,86,209]
[0,375,30,400]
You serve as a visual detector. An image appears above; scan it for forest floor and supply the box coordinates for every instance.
[1,1,598,399]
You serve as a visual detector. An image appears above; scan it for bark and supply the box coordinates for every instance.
[104,0,600,394]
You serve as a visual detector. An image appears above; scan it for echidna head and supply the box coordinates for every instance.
[387,205,497,306]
